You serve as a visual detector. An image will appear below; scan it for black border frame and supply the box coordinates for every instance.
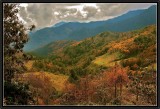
[0,0,159,109]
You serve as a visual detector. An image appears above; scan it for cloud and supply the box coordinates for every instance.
[18,3,156,29]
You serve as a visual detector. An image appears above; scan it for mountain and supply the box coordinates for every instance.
[52,21,68,28]
[106,9,145,23]
[62,5,156,40]
[95,5,157,32]
[24,5,156,52]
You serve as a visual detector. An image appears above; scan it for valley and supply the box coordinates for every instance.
[20,24,157,105]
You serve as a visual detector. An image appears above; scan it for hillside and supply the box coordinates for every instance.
[29,40,76,57]
[92,25,156,68]
[31,25,156,75]
[23,5,156,52]
[25,25,156,105]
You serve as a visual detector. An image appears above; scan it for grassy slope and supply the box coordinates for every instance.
[24,61,68,92]
[24,72,68,92]
[92,52,122,67]
[92,25,156,69]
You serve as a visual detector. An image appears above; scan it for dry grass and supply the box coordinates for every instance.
[92,52,121,67]
[42,72,69,92]
[22,72,68,92]
[24,60,69,92]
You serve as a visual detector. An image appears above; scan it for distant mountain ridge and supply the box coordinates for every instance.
[29,40,75,56]
[24,5,156,52]
[52,21,68,28]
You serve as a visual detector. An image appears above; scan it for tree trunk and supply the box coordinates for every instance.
[136,87,138,102]
[120,82,122,104]
[115,82,117,99]
[136,93,138,102]
[46,99,49,105]
[147,95,149,103]
[114,63,117,99]
[37,88,38,105]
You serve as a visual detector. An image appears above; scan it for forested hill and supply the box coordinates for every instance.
[28,40,76,56]
[31,25,156,76]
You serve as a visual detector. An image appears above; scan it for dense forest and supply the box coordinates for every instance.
[3,3,157,106]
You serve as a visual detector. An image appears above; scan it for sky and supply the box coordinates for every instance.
[18,3,156,29]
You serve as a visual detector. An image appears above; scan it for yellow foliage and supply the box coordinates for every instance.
[21,72,68,92]
[25,60,34,70]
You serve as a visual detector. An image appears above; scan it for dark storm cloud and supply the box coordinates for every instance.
[18,3,156,29]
